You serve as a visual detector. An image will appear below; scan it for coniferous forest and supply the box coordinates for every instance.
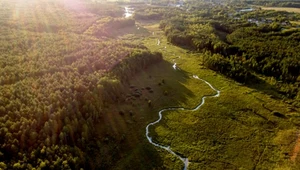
[0,0,162,169]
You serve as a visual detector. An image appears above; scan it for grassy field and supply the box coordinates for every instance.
[111,20,300,169]
[291,21,300,25]
[261,6,300,13]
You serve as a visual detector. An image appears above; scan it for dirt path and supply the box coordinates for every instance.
[291,134,300,162]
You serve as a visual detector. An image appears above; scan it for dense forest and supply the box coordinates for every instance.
[155,1,300,103]
[0,0,162,169]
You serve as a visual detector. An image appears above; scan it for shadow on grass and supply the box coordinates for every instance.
[128,60,197,109]
[245,76,284,100]
[86,136,164,170]
[111,25,150,38]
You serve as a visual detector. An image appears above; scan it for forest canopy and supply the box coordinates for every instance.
[158,2,300,100]
[0,0,162,169]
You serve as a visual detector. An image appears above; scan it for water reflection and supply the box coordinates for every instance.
[124,7,134,18]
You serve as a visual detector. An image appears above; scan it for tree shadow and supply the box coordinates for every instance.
[126,60,201,110]
[110,25,150,39]
[244,76,285,100]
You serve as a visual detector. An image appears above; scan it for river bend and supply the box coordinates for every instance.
[145,64,220,170]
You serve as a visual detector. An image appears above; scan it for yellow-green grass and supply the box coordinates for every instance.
[291,21,300,25]
[261,6,300,13]
[110,24,150,38]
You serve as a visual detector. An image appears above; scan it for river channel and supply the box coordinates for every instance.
[145,63,221,170]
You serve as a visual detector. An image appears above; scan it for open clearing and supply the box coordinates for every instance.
[261,6,300,13]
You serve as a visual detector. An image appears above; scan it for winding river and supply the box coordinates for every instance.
[145,63,221,170]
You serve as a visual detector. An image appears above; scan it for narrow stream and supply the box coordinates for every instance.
[145,63,220,170]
